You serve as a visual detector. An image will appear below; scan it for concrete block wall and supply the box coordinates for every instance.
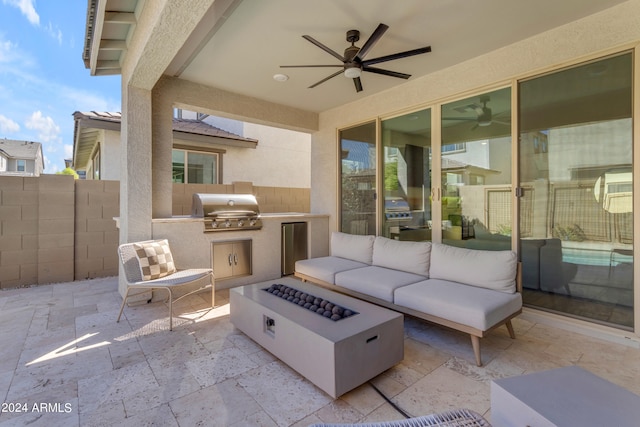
[0,175,75,288]
[172,182,310,215]
[74,180,120,280]
[0,175,120,289]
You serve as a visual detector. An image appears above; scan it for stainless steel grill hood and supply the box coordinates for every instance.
[192,193,262,232]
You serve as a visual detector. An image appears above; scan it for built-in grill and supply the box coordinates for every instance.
[384,197,413,222]
[192,193,262,232]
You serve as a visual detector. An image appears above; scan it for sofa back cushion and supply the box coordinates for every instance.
[429,243,517,293]
[330,232,375,264]
[372,236,431,277]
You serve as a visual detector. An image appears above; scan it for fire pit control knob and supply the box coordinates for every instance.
[224,220,231,228]
[211,221,218,228]
[250,219,256,226]
[237,220,244,227]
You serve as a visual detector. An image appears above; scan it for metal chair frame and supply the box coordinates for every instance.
[117,240,215,330]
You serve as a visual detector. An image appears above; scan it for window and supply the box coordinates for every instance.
[92,149,100,180]
[172,149,219,184]
[441,143,466,154]
[17,159,25,172]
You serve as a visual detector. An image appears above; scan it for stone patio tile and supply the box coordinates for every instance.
[111,403,178,427]
[394,365,490,417]
[236,361,332,426]
[77,361,159,416]
[185,346,258,388]
[169,379,263,426]
[313,398,364,425]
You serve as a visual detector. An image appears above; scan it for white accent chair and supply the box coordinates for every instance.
[117,240,215,330]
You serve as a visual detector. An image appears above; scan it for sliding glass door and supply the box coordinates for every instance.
[381,108,432,241]
[339,122,376,235]
[518,53,633,329]
[440,87,512,249]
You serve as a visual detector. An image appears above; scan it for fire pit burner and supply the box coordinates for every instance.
[264,283,358,321]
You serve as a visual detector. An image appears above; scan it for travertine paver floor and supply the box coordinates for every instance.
[1,276,640,426]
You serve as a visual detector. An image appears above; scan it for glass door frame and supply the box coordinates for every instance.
[335,50,638,335]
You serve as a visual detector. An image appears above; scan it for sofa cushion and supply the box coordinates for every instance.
[372,237,431,277]
[429,243,517,293]
[335,266,426,302]
[394,278,522,330]
[295,256,368,285]
[330,232,375,264]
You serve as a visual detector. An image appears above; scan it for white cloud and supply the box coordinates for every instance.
[25,111,60,142]
[64,144,73,159]
[0,114,20,133]
[45,22,62,45]
[2,0,39,26]
[0,38,17,63]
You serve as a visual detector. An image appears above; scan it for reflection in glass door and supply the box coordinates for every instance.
[440,87,512,250]
[381,109,432,241]
[339,122,376,235]
[519,53,633,329]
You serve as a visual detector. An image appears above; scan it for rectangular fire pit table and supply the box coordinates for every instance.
[230,277,404,398]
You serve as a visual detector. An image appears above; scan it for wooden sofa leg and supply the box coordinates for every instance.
[506,320,516,339]
[470,335,482,367]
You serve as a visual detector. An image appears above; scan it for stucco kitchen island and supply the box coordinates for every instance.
[150,213,329,290]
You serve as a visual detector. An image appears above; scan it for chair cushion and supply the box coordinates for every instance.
[295,256,368,285]
[373,236,431,277]
[394,278,522,330]
[429,243,517,293]
[133,239,177,281]
[335,266,426,302]
[330,232,375,264]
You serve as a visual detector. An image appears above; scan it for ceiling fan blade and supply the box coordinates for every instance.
[355,23,388,61]
[363,66,410,79]
[309,69,343,88]
[362,46,431,66]
[353,77,363,92]
[302,35,345,62]
[280,65,343,68]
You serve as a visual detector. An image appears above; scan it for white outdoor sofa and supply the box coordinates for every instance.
[295,232,522,366]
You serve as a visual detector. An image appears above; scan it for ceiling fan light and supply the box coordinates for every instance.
[344,67,362,79]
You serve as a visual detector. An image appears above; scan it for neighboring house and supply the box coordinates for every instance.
[72,111,310,187]
[0,139,44,177]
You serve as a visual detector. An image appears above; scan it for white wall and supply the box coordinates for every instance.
[192,113,311,188]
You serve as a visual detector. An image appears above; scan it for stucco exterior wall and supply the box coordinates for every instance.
[312,0,640,232]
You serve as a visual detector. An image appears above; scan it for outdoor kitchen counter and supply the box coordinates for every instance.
[149,213,330,289]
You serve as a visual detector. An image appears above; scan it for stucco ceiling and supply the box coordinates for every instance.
[171,0,627,114]
[87,0,628,115]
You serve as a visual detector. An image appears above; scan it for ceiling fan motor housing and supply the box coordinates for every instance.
[346,29,360,43]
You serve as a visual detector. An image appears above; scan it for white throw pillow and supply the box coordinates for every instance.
[429,243,517,293]
[330,232,375,264]
[372,236,431,277]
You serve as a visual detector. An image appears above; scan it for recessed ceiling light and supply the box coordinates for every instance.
[273,73,289,82]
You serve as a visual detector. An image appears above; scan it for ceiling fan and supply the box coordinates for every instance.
[442,96,510,130]
[280,23,431,93]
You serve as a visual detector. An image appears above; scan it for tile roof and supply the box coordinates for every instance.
[73,111,257,143]
[0,139,43,160]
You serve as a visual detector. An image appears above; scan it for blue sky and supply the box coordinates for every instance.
[0,0,121,173]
